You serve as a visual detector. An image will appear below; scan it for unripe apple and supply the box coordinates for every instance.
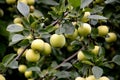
[18,64,27,73]
[50,34,66,48]
[75,77,85,80]
[65,29,78,40]
[30,6,35,13]
[15,23,24,27]
[98,25,109,36]
[95,0,103,3]
[91,45,100,55]
[18,0,27,4]
[31,39,45,52]
[86,75,96,80]
[81,12,90,22]
[17,47,27,56]
[27,0,35,5]
[6,0,16,4]
[105,32,117,43]
[78,23,91,36]
[99,76,109,80]
[24,71,32,78]
[28,78,34,80]
[0,9,4,17]
[25,49,40,62]
[77,51,86,61]
[42,43,52,55]
[13,17,22,24]
[0,74,6,80]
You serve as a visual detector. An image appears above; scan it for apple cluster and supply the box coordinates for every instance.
[75,75,109,80]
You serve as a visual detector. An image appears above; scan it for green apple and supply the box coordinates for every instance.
[95,0,103,3]
[65,29,78,40]
[18,64,27,73]
[86,75,96,80]
[0,74,6,80]
[42,43,52,55]
[99,76,109,80]
[13,17,22,24]
[28,78,34,80]
[81,12,90,22]
[91,45,100,55]
[78,23,91,36]
[75,77,85,80]
[105,32,117,43]
[0,9,4,17]
[24,71,32,78]
[25,49,40,62]
[6,0,16,4]
[15,23,24,27]
[27,0,35,5]
[17,47,27,56]
[77,51,86,61]
[98,25,109,36]
[50,34,66,48]
[31,39,45,52]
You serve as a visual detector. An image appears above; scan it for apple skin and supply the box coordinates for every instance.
[28,78,34,80]
[27,0,35,5]
[31,39,45,52]
[77,51,86,61]
[78,23,91,36]
[86,75,96,80]
[18,64,27,73]
[24,71,32,78]
[65,29,78,40]
[42,43,52,55]
[6,0,16,4]
[75,77,85,80]
[105,32,117,43]
[98,25,109,36]
[99,76,109,80]
[50,34,66,48]
[82,12,90,22]
[25,49,40,62]
[91,45,100,55]
[13,17,22,24]
[0,74,6,80]
[17,47,27,57]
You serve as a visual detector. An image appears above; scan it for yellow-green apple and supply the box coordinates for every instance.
[99,76,109,80]
[6,0,16,4]
[27,0,35,5]
[24,71,32,78]
[105,32,117,43]
[18,64,27,73]
[75,77,85,80]
[0,74,6,80]
[78,23,91,36]
[31,39,45,52]
[25,49,40,62]
[86,75,96,80]
[81,12,90,22]
[50,34,66,48]
[97,25,109,36]
[77,51,86,61]
[42,43,52,55]
[91,45,100,55]
[13,17,22,24]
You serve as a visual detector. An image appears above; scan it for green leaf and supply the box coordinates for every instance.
[112,55,120,65]
[12,34,24,43]
[56,71,70,79]
[39,0,59,5]
[92,66,103,78]
[17,2,30,17]
[80,0,93,8]
[60,62,72,68]
[88,15,108,20]
[55,27,65,34]
[27,66,40,72]
[2,54,16,67]
[68,0,80,8]
[7,60,18,69]
[105,0,116,4]
[6,24,24,33]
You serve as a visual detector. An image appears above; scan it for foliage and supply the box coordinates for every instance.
[0,0,120,80]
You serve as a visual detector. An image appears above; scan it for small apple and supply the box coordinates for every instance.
[65,29,78,40]
[0,74,6,80]
[91,45,100,55]
[50,34,66,48]
[24,71,32,78]
[78,23,91,36]
[99,76,109,80]
[18,64,27,73]
[0,9,4,17]
[86,75,96,80]
[6,0,16,4]
[42,43,52,55]
[81,12,90,22]
[75,77,85,80]
[31,39,45,52]
[25,49,40,62]
[13,17,22,24]
[15,23,24,27]
[30,6,35,13]
[95,0,104,3]
[17,47,27,56]
[98,25,109,36]
[27,0,35,5]
[77,51,86,61]
[28,78,34,80]
[105,32,117,43]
